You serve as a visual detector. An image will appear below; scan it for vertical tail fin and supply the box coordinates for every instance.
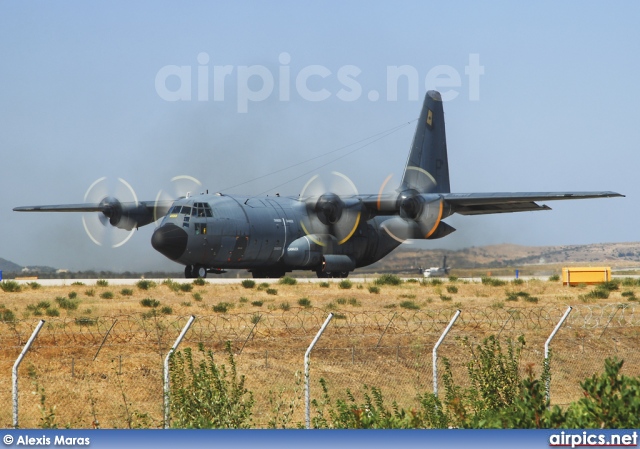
[400,90,450,193]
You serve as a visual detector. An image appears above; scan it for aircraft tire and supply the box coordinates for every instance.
[184,265,194,278]
[195,265,207,278]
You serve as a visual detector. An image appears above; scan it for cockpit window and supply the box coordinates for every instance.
[170,205,182,214]
[181,206,191,216]
[188,202,214,218]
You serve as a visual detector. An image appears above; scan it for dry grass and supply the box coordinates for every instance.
[1,276,639,428]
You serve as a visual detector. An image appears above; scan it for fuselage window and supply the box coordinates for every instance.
[194,223,207,235]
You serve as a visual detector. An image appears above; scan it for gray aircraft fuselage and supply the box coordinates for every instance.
[151,193,399,278]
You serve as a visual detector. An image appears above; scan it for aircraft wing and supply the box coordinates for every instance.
[13,200,174,229]
[441,191,624,215]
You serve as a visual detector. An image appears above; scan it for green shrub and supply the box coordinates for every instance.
[368,286,380,294]
[446,285,458,294]
[179,283,193,292]
[429,278,443,286]
[338,280,352,290]
[0,281,22,292]
[68,291,78,299]
[140,298,160,308]
[348,298,361,307]
[239,296,248,303]
[399,300,420,310]
[71,281,85,286]
[160,306,173,315]
[163,279,181,292]
[55,296,79,310]
[213,302,234,313]
[169,342,254,428]
[1,309,16,322]
[481,277,506,287]
[121,288,134,296]
[601,280,620,291]
[448,275,459,282]
[136,279,156,290]
[27,282,41,289]
[251,301,263,307]
[279,276,297,285]
[298,298,312,308]
[548,274,560,282]
[193,278,207,286]
[319,282,330,288]
[440,295,452,301]
[512,278,524,285]
[265,288,278,295]
[100,291,114,299]
[279,302,291,311]
[85,289,95,297]
[36,301,51,309]
[241,280,256,289]
[622,291,637,301]
[96,279,108,287]
[622,277,640,287]
[75,317,96,326]
[374,274,402,286]
[193,293,203,301]
[336,297,347,305]
[506,291,531,302]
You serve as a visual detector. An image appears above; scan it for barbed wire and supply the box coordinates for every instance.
[2,304,639,352]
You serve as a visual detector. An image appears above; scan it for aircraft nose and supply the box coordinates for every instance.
[151,224,188,260]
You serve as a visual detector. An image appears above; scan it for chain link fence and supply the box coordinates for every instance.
[2,304,639,428]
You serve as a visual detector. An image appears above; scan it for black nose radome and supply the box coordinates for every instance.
[151,224,187,260]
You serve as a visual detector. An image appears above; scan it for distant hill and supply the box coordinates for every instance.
[0,258,23,274]
[363,242,640,275]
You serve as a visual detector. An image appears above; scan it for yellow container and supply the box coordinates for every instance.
[562,267,611,286]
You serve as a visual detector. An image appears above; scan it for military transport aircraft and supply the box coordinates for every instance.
[14,91,623,278]
[420,256,450,278]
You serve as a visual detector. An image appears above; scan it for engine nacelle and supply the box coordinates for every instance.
[283,236,324,268]
[320,254,356,273]
[101,198,156,231]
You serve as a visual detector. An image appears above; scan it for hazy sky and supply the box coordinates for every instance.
[1,1,637,272]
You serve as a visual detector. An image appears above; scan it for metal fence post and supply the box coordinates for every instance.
[305,313,333,429]
[13,319,45,428]
[433,309,461,398]
[163,315,195,429]
[545,306,572,403]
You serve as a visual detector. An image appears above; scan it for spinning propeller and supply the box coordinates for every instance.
[377,167,455,243]
[82,177,140,247]
[299,172,362,245]
[80,175,202,247]
[153,175,203,224]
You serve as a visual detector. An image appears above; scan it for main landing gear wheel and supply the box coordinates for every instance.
[195,265,207,278]
[315,270,350,279]
[185,264,208,278]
